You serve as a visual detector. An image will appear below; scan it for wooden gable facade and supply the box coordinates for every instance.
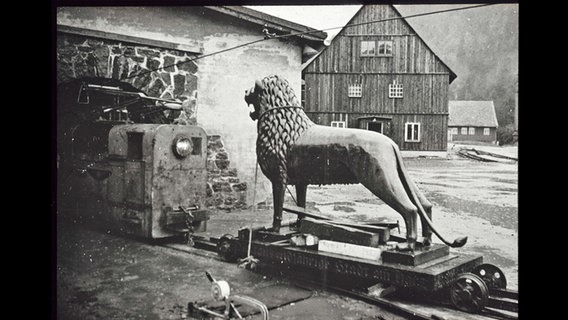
[303,4,457,151]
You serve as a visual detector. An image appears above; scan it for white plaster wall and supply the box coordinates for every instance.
[57,7,203,52]
[197,33,303,206]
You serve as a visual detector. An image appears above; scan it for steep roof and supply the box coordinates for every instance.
[390,5,457,83]
[302,4,457,83]
[448,101,499,127]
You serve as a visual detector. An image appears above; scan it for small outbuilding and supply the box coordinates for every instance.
[448,100,499,144]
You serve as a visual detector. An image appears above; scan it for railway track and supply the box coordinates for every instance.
[164,234,518,320]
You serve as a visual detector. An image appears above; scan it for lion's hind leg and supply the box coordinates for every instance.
[413,186,433,246]
[401,169,433,246]
[295,184,308,208]
[357,167,419,251]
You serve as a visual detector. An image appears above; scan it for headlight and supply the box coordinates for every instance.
[172,135,193,158]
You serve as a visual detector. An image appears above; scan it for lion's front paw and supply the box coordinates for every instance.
[422,235,432,247]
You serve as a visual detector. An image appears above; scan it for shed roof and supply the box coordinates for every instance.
[205,6,327,43]
[448,101,499,127]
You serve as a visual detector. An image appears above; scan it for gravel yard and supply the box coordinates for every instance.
[288,144,518,290]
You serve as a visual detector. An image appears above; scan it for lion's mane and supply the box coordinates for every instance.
[256,75,314,184]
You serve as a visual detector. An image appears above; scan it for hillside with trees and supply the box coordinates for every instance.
[396,4,518,143]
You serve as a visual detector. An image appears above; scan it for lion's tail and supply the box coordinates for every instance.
[393,145,467,248]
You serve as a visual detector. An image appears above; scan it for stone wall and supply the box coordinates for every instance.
[56,31,246,210]
[57,32,199,124]
[206,135,248,210]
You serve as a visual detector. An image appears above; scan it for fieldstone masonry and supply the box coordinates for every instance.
[206,135,248,210]
[57,32,247,210]
[57,33,198,125]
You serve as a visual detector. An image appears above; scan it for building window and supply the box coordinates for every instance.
[405,122,421,142]
[361,40,393,57]
[348,84,362,97]
[483,128,490,135]
[469,127,475,135]
[451,128,458,135]
[378,41,393,56]
[332,113,348,128]
[388,80,403,98]
[331,121,346,128]
[360,41,376,56]
[461,127,467,135]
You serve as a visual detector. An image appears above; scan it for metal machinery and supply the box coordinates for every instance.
[188,271,269,319]
[57,77,209,239]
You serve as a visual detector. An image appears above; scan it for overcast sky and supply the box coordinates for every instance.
[246,5,485,41]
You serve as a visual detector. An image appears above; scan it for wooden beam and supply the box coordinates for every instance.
[57,24,203,54]
[329,222,390,244]
[302,71,451,76]
[283,205,331,221]
[300,217,380,247]
[283,205,395,243]
[304,111,449,116]
[343,34,417,37]
[318,240,382,261]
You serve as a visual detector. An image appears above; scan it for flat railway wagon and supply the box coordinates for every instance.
[57,77,210,240]
[200,207,519,319]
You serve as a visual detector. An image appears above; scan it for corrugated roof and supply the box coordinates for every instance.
[448,101,499,127]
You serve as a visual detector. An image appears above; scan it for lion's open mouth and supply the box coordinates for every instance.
[249,107,259,120]
[245,99,258,120]
[245,87,260,121]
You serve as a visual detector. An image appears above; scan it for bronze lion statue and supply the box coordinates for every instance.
[244,74,467,250]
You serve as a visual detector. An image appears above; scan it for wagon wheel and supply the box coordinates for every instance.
[450,273,489,313]
[473,263,507,289]
[217,234,239,262]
